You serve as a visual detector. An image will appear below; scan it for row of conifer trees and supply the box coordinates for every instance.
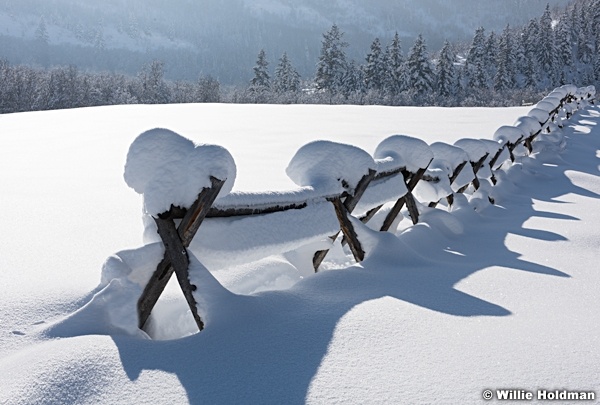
[1,0,598,113]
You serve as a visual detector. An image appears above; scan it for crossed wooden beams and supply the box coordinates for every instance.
[312,169,376,270]
[137,176,225,331]
[136,137,530,331]
[137,142,519,330]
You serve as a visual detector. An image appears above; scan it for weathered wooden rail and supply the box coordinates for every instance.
[130,84,595,333]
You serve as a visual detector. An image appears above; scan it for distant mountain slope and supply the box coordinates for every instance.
[0,0,571,83]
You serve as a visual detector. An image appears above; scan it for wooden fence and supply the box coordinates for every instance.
[132,84,596,332]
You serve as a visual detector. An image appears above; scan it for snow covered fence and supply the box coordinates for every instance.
[119,84,594,334]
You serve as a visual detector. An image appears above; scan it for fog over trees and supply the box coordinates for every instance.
[0,0,598,112]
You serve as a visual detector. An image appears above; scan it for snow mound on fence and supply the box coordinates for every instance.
[430,142,473,192]
[493,125,526,145]
[527,108,550,125]
[286,140,375,193]
[429,142,468,174]
[513,116,542,137]
[124,128,236,216]
[536,98,560,113]
[453,139,488,163]
[374,134,433,173]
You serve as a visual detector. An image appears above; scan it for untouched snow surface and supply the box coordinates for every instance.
[1,102,599,404]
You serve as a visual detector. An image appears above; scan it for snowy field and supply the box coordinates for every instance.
[1,100,599,404]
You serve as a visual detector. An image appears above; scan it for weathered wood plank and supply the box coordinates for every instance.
[448,160,468,185]
[207,202,308,218]
[331,197,365,263]
[404,192,419,225]
[137,176,225,330]
[343,169,377,212]
[312,169,376,271]
[488,144,507,185]
[154,217,204,331]
[380,196,406,232]
[470,152,489,189]
[524,129,542,154]
[180,176,226,245]
[456,152,489,194]
[380,165,429,232]
[429,160,467,208]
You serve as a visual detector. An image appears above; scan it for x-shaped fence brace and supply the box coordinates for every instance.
[312,169,377,271]
[137,176,226,331]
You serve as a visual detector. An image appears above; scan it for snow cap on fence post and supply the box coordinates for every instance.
[527,108,550,126]
[124,128,236,216]
[560,84,577,97]
[493,125,526,146]
[374,134,433,174]
[453,138,488,164]
[513,116,542,137]
[536,98,560,113]
[286,140,375,194]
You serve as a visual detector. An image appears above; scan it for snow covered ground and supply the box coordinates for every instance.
[0,100,599,404]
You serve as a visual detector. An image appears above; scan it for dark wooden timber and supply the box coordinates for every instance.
[207,202,308,218]
[137,176,225,330]
[312,169,376,272]
[524,129,542,154]
[506,137,524,162]
[154,216,204,331]
[428,160,468,208]
[379,164,430,232]
[331,197,365,263]
[456,153,489,194]
[488,144,507,185]
[404,192,420,225]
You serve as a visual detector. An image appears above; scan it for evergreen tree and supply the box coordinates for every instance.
[513,28,527,82]
[138,59,169,104]
[436,40,456,97]
[406,34,434,96]
[466,27,488,89]
[273,52,300,93]
[494,25,516,91]
[484,31,498,79]
[341,59,365,100]
[364,37,385,91]
[524,57,538,89]
[537,4,556,81]
[250,49,270,90]
[576,23,594,63]
[384,32,405,94]
[315,24,348,94]
[521,19,540,89]
[593,0,600,52]
[555,11,573,69]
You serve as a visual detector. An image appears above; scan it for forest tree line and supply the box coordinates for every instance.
[1,0,598,114]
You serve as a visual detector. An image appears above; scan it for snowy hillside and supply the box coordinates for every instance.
[0,97,599,404]
[0,0,572,82]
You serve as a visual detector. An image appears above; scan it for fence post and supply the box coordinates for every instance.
[312,169,376,271]
[137,176,226,331]
[331,197,365,263]
[380,163,430,231]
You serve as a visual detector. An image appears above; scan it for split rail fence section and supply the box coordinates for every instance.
[125,84,596,332]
